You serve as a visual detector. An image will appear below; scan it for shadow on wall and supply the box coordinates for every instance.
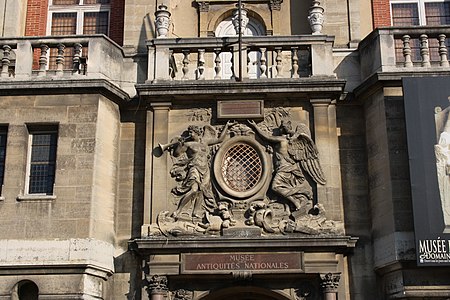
[290,0,310,35]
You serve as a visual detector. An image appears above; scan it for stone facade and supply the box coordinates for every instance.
[0,0,449,299]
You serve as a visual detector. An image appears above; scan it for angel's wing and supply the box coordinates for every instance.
[287,131,326,185]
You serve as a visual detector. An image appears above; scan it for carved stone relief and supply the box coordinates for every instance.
[151,108,343,237]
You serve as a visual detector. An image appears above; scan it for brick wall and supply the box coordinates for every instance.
[25,0,49,36]
[372,0,391,27]
[24,0,124,46]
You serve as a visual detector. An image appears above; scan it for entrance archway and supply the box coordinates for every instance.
[198,286,291,300]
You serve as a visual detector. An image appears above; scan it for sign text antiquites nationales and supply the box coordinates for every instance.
[181,252,303,274]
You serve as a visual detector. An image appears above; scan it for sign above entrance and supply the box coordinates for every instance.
[181,252,303,274]
[217,100,264,119]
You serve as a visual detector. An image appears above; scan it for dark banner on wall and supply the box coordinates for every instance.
[403,76,450,266]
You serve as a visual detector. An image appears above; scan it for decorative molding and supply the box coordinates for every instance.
[320,273,340,293]
[269,0,283,11]
[197,1,210,12]
[147,275,168,295]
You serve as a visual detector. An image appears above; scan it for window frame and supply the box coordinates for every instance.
[0,126,7,199]
[24,126,58,196]
[390,0,450,25]
[47,0,111,36]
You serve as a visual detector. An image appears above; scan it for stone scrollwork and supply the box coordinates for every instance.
[320,273,340,293]
[269,0,283,11]
[172,289,193,300]
[146,275,168,295]
[151,109,343,237]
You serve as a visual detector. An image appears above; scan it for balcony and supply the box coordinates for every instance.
[359,26,450,81]
[139,35,345,99]
[0,35,130,100]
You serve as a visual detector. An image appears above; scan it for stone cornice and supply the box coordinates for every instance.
[0,78,131,105]
[130,235,358,254]
[136,78,345,100]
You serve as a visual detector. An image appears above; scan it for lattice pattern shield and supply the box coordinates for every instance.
[221,143,262,192]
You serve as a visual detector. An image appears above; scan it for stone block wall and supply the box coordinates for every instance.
[0,93,120,298]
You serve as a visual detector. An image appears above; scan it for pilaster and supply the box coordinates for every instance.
[310,99,343,221]
[150,102,171,223]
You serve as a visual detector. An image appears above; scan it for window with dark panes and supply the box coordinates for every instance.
[391,1,450,64]
[83,12,109,34]
[392,3,420,25]
[28,129,58,195]
[0,128,7,195]
[425,2,450,24]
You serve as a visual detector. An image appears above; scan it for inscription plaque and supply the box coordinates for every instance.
[217,100,264,119]
[181,252,303,274]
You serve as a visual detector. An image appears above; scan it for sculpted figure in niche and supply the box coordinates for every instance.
[164,122,233,219]
[248,119,326,216]
[435,104,450,232]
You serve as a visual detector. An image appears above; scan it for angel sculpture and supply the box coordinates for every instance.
[161,121,233,219]
[248,119,326,216]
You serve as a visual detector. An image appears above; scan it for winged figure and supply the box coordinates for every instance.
[248,119,326,214]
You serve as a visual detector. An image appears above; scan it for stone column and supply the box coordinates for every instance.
[269,0,282,35]
[146,275,168,300]
[150,102,171,223]
[198,1,210,37]
[320,273,340,300]
[310,99,343,221]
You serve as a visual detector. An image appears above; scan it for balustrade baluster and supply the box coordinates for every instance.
[56,43,66,75]
[197,49,205,80]
[438,34,449,67]
[214,49,221,79]
[275,48,283,78]
[259,48,267,78]
[72,43,82,74]
[182,50,190,80]
[420,34,431,67]
[291,47,299,78]
[38,44,49,77]
[402,35,413,68]
[1,45,11,78]
[247,50,251,77]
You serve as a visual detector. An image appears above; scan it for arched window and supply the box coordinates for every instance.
[11,280,39,300]
[215,14,265,79]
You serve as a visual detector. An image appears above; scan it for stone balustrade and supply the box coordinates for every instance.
[146,35,336,82]
[359,26,450,79]
[0,35,124,85]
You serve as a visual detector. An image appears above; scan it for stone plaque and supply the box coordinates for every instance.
[217,100,264,119]
[181,252,303,274]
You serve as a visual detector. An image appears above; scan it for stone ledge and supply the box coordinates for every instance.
[131,235,358,255]
[0,238,114,274]
[137,78,345,99]
[16,194,57,202]
[0,78,131,105]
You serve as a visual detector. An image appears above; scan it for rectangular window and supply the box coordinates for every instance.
[51,12,77,35]
[0,128,7,196]
[391,0,450,25]
[392,3,420,25]
[27,127,58,195]
[425,2,450,24]
[83,11,109,34]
